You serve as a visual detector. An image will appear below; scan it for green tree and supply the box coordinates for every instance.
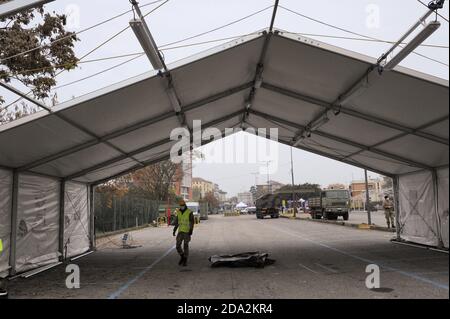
[0,2,79,108]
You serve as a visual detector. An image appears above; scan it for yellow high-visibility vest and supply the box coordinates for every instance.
[0,239,3,253]
[177,208,192,233]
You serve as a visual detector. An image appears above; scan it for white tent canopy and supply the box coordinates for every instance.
[236,202,248,209]
[1,31,447,183]
[0,28,448,276]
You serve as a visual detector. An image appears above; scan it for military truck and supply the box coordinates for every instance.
[308,189,350,220]
[255,193,280,219]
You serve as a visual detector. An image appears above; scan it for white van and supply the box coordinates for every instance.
[186,202,201,223]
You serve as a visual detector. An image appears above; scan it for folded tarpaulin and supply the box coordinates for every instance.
[208,252,275,268]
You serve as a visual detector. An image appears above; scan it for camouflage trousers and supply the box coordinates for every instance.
[176,232,191,258]
[385,209,395,228]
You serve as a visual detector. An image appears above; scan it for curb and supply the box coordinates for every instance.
[280,215,395,233]
[95,224,152,239]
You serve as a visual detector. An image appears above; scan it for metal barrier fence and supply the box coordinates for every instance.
[94,192,160,233]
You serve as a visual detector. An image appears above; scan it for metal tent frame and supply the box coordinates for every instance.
[0,1,448,276]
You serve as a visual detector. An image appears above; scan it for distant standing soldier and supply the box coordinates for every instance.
[383,195,395,229]
[173,200,194,267]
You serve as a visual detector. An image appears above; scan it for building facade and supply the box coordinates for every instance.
[237,192,254,205]
[350,178,384,209]
[192,177,214,198]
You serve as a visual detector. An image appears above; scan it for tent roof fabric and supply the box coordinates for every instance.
[1,29,448,184]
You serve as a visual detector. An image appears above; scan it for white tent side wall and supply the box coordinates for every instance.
[437,167,449,248]
[0,168,93,276]
[0,169,12,278]
[63,181,90,258]
[398,169,449,248]
[15,173,60,273]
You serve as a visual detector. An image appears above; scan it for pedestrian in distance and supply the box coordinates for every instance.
[383,195,395,229]
[173,199,194,267]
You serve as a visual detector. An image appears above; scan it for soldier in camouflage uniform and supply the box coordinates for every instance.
[383,195,395,228]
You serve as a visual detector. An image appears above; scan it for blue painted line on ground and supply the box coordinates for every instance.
[108,245,176,299]
[271,224,449,291]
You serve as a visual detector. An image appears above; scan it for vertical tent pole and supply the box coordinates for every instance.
[89,185,95,250]
[393,176,401,241]
[431,169,444,248]
[58,180,65,261]
[9,171,19,276]
[364,169,372,225]
[290,146,296,217]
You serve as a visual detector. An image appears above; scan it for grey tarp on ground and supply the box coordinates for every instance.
[0,29,448,251]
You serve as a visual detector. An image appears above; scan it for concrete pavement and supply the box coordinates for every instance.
[7,215,449,299]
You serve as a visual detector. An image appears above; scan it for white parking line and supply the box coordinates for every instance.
[314,263,339,274]
[298,263,320,274]
[107,245,176,299]
[266,223,449,291]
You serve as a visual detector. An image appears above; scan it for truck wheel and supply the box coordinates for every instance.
[343,212,349,221]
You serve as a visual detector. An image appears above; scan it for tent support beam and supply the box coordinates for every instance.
[249,109,433,170]
[0,0,54,19]
[70,110,244,182]
[0,81,146,169]
[64,138,171,181]
[431,169,444,248]
[276,138,394,178]
[91,119,243,186]
[397,164,449,177]
[17,82,253,173]
[242,0,279,124]
[58,180,65,261]
[89,185,95,250]
[262,82,449,146]
[9,171,18,276]
[291,2,444,145]
[393,176,401,241]
[343,115,450,160]
[92,154,171,186]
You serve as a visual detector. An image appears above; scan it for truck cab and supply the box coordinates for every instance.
[308,189,350,220]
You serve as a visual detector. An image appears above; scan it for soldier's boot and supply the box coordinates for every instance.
[178,254,185,265]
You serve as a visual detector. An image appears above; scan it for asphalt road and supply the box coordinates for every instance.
[7,215,449,299]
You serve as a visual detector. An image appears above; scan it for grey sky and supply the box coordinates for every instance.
[1,0,449,196]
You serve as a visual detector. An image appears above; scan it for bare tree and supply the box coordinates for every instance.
[131,160,182,201]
